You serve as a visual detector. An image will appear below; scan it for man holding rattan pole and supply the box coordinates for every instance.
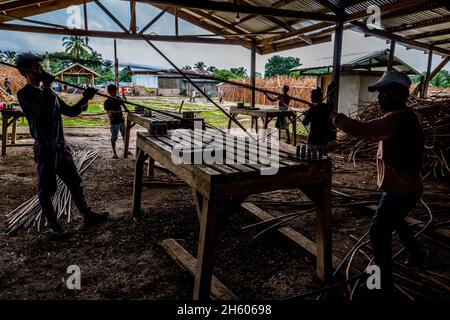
[16,53,109,236]
[329,71,428,298]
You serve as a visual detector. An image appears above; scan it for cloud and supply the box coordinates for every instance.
[0,2,447,74]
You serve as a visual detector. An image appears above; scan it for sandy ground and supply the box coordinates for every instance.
[0,127,449,300]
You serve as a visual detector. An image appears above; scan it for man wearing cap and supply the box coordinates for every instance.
[329,71,428,297]
[104,84,129,159]
[16,53,109,236]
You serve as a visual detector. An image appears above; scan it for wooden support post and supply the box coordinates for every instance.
[423,49,433,97]
[11,118,16,144]
[161,239,237,300]
[1,115,7,155]
[147,158,155,177]
[114,39,119,87]
[174,8,179,37]
[388,40,396,71]
[331,21,343,112]
[315,180,332,281]
[250,39,256,108]
[132,148,148,217]
[413,56,450,96]
[123,119,134,158]
[83,0,88,31]
[291,114,297,146]
[130,0,137,34]
[194,195,221,300]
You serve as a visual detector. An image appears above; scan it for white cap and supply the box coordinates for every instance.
[368,71,411,92]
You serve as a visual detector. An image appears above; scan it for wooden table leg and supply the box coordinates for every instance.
[11,117,17,145]
[291,115,297,146]
[124,119,133,158]
[132,148,148,217]
[147,158,155,177]
[316,181,332,281]
[301,183,332,281]
[1,115,7,156]
[194,195,221,300]
[254,116,259,133]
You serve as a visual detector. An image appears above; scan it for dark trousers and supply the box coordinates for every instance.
[370,189,423,295]
[34,143,91,224]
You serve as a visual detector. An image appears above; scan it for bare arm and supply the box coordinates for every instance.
[332,112,397,141]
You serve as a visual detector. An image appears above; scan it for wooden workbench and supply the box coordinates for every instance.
[227,106,298,145]
[133,129,332,300]
[123,111,204,158]
[1,109,32,156]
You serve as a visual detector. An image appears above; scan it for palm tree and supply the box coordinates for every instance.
[62,36,93,61]
[102,59,113,72]
[194,61,206,71]
[1,50,17,63]
[88,50,103,68]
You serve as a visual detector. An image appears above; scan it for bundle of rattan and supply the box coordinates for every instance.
[329,96,450,179]
[6,149,100,234]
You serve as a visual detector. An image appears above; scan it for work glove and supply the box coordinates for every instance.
[82,87,98,100]
[41,72,55,87]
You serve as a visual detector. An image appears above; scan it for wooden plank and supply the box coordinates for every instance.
[241,202,340,269]
[136,133,216,197]
[161,239,237,300]
[194,195,221,300]
[132,148,148,217]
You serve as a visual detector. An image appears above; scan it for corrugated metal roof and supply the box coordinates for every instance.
[0,0,448,55]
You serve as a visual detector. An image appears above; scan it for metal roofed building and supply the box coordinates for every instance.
[291,49,420,115]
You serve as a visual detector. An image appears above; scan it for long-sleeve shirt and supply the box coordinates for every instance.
[303,102,330,146]
[333,107,424,193]
[17,84,87,151]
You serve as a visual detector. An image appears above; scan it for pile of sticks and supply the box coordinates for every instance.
[6,149,100,234]
[329,96,450,179]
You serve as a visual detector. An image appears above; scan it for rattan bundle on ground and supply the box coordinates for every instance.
[329,96,450,179]
[6,149,100,234]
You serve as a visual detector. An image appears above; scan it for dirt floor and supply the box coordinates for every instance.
[0,127,449,300]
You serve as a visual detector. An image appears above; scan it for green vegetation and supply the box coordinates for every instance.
[265,55,301,77]
[410,70,450,88]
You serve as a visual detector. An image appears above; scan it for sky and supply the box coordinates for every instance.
[0,0,448,74]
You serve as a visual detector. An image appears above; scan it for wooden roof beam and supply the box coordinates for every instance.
[350,20,450,56]
[94,0,129,33]
[346,0,430,22]
[139,0,340,22]
[189,9,248,35]
[261,34,331,55]
[431,39,450,46]
[381,0,448,20]
[139,7,168,34]
[258,22,334,46]
[230,0,297,27]
[0,0,89,23]
[385,15,450,33]
[0,23,249,46]
[406,28,450,40]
